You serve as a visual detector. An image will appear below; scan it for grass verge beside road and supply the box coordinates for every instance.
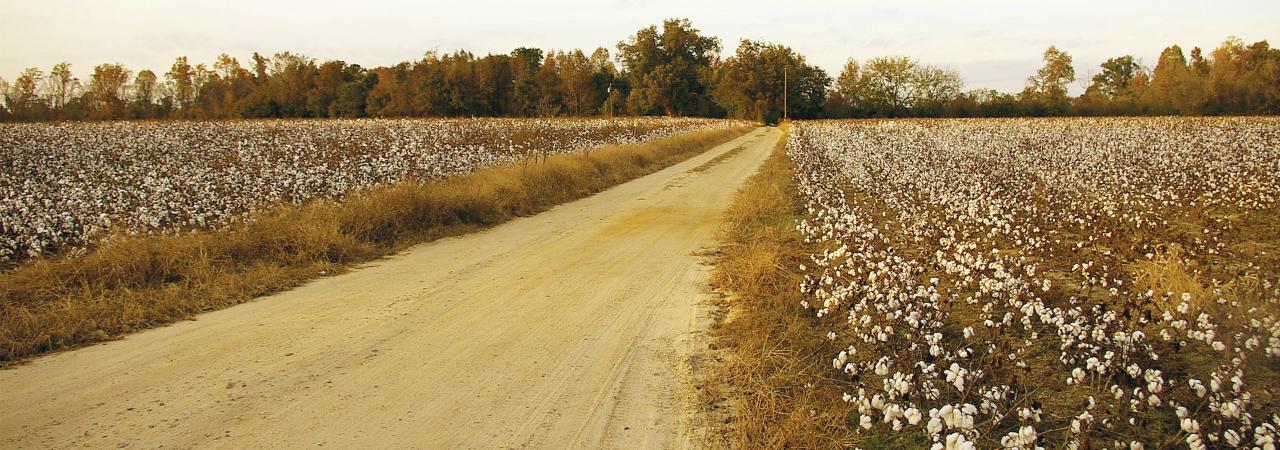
[703,128,855,449]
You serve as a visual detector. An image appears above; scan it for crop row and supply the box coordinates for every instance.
[787,117,1280,449]
[0,117,748,261]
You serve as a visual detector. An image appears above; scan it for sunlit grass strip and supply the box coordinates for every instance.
[704,128,858,449]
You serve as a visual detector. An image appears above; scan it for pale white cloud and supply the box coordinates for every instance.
[0,0,1275,93]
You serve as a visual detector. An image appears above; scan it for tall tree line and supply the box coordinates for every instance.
[1,20,1277,122]
[0,48,622,121]
[824,37,1280,118]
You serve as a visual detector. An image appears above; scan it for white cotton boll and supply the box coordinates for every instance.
[944,433,970,450]
[1181,418,1199,433]
[1221,401,1241,419]
[859,414,873,430]
[1186,433,1205,450]
[939,404,960,429]
[945,364,967,391]
[1129,441,1144,450]
[927,416,943,435]
[1223,429,1241,447]
[883,404,903,422]
[1020,425,1038,443]
[1256,433,1276,450]
[871,394,885,410]
[1189,379,1207,397]
[905,407,922,425]
[999,433,1018,448]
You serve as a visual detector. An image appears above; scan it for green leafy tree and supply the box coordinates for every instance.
[267,52,318,117]
[441,51,482,116]
[1205,38,1280,114]
[251,53,269,83]
[557,49,598,116]
[364,63,413,117]
[128,70,159,119]
[616,18,721,116]
[474,54,514,116]
[7,68,49,120]
[535,52,565,116]
[333,68,376,117]
[510,47,544,116]
[86,63,131,119]
[825,59,864,117]
[827,57,962,118]
[1075,55,1148,115]
[588,48,622,116]
[1143,45,1200,114]
[166,57,195,114]
[308,60,349,117]
[912,65,964,116]
[207,54,254,118]
[44,62,79,117]
[1090,55,1144,98]
[1022,46,1075,115]
[862,56,919,116]
[711,39,829,122]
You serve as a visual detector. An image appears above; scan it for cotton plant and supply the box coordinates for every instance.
[790,118,1280,449]
[0,117,750,261]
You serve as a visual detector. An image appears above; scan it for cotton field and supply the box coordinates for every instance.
[788,118,1280,449]
[0,117,746,261]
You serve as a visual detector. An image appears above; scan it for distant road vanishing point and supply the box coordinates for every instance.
[1,127,781,449]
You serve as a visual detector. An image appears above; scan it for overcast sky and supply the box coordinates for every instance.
[1,0,1276,94]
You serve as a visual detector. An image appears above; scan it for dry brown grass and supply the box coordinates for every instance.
[1130,244,1215,308]
[690,144,748,173]
[0,127,750,364]
[702,127,858,449]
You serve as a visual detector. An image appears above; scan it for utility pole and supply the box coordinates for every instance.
[783,66,788,121]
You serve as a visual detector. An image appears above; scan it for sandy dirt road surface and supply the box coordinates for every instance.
[1,127,780,449]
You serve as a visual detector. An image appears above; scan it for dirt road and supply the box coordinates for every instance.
[1,127,780,449]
